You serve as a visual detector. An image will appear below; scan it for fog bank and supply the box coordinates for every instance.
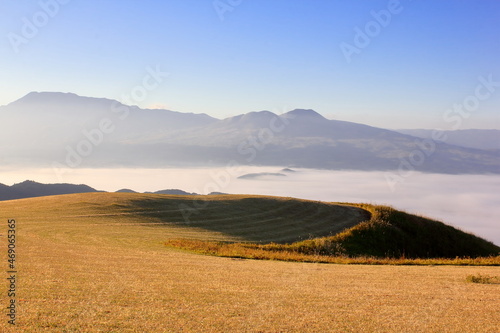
[2,166,499,246]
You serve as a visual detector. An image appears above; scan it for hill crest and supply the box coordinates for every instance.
[2,192,498,257]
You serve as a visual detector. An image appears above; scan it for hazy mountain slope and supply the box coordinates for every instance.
[0,92,217,164]
[4,92,217,131]
[135,109,500,173]
[397,129,500,151]
[1,92,499,173]
[151,109,391,146]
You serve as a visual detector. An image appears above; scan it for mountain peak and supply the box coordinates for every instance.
[19,91,79,103]
[241,110,277,120]
[283,109,325,120]
[8,91,117,109]
[221,110,279,128]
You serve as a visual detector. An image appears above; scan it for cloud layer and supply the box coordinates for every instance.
[3,167,499,246]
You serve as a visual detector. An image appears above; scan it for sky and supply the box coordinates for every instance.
[1,0,499,129]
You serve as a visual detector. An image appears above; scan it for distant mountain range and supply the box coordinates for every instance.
[0,180,216,201]
[118,188,202,195]
[1,92,499,174]
[0,180,98,201]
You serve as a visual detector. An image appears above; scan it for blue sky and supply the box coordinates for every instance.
[1,0,499,129]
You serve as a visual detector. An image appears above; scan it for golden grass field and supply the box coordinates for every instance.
[1,193,499,332]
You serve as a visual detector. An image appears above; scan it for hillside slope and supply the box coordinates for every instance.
[288,204,500,258]
[0,191,498,331]
[2,192,497,258]
[0,192,368,244]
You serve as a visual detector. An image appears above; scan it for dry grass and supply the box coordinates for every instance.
[165,202,500,264]
[466,274,500,284]
[165,238,500,266]
[0,192,499,332]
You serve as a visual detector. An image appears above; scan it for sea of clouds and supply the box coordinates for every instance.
[2,166,499,246]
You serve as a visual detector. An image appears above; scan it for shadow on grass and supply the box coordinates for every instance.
[125,195,370,243]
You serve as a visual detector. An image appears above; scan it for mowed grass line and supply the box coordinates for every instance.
[5,192,367,244]
[166,203,500,264]
[0,192,498,332]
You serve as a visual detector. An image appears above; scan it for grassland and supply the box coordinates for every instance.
[1,192,499,332]
[466,273,500,284]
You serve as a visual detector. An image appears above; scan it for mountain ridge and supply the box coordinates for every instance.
[1,92,499,174]
[0,180,206,201]
[0,180,98,201]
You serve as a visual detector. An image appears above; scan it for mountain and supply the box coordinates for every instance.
[396,129,500,151]
[0,180,209,201]
[146,108,498,173]
[1,92,499,174]
[147,189,198,195]
[116,189,137,193]
[0,92,217,165]
[0,180,98,201]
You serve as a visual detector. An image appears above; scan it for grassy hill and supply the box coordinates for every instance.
[0,192,368,244]
[266,204,500,259]
[3,192,498,259]
[349,205,499,257]
[1,192,499,332]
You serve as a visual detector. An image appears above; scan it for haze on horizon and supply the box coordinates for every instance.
[1,1,499,129]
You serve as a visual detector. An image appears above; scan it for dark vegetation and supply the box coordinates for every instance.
[290,204,500,258]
